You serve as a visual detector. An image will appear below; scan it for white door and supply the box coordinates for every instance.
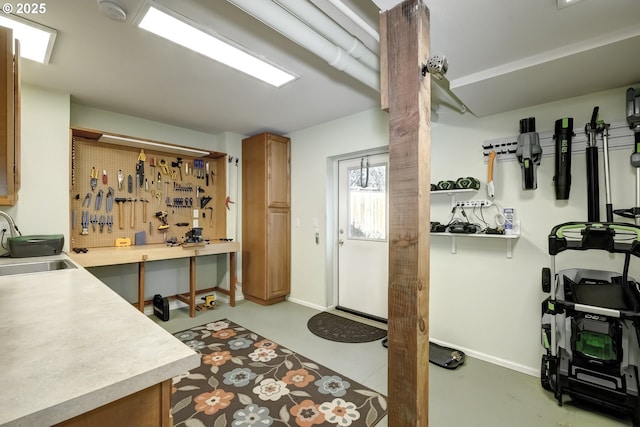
[337,153,389,320]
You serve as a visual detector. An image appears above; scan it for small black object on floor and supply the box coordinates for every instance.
[382,338,465,369]
[307,311,387,343]
[153,294,170,321]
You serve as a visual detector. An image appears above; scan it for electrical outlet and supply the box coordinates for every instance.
[454,200,493,208]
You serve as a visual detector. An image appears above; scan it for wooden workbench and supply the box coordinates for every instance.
[69,241,240,317]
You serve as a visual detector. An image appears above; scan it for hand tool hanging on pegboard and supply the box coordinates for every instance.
[553,118,574,200]
[90,166,99,191]
[585,107,600,221]
[105,187,114,213]
[137,149,146,189]
[516,117,542,190]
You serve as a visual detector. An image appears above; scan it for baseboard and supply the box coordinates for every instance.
[266,298,540,378]
[285,296,328,312]
[429,337,538,377]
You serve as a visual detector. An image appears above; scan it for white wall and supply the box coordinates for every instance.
[287,108,389,309]
[289,84,640,375]
[0,85,70,248]
[70,104,224,152]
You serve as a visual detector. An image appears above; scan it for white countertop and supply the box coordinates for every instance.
[0,254,200,426]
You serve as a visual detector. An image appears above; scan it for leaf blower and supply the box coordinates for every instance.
[516,117,542,190]
[553,118,574,200]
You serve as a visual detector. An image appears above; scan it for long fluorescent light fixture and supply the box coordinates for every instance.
[137,4,297,88]
[0,14,56,63]
[98,134,211,157]
[557,0,584,9]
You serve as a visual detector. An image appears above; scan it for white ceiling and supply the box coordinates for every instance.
[17,0,640,136]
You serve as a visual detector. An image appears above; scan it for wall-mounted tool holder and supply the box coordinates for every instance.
[69,128,227,249]
[482,120,634,163]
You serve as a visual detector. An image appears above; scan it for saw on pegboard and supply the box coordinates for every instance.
[482,120,634,162]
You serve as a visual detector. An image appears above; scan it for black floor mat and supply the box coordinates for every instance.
[429,342,465,369]
[381,339,465,369]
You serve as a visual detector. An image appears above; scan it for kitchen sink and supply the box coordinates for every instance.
[0,259,77,276]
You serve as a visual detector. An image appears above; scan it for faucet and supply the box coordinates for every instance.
[0,210,20,238]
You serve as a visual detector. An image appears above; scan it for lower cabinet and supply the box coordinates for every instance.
[54,380,172,427]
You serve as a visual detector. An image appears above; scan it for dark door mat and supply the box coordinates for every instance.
[307,311,388,343]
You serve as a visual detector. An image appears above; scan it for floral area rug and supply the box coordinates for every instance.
[172,319,387,427]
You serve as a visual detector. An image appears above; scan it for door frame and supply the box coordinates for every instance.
[326,147,389,312]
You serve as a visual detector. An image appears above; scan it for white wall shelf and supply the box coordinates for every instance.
[430,231,519,258]
[431,188,477,208]
[430,189,518,258]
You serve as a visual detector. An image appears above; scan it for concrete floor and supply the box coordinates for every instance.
[152,300,632,427]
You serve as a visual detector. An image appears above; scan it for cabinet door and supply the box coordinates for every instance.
[267,136,290,208]
[0,27,16,205]
[266,209,290,298]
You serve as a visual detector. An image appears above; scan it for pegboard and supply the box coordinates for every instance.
[70,131,227,249]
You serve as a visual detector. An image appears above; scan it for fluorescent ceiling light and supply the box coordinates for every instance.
[137,5,297,88]
[0,14,56,63]
[557,0,584,9]
[98,134,211,157]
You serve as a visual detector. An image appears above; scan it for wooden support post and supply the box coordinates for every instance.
[137,261,145,312]
[189,256,196,317]
[383,1,431,426]
[229,252,237,307]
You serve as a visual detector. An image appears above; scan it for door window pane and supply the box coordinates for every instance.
[348,163,387,240]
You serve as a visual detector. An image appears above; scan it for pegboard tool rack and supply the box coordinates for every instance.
[69,128,228,250]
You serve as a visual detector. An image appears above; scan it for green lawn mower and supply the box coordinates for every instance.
[541,222,640,425]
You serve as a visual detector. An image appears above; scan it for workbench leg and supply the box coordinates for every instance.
[189,256,196,318]
[138,261,145,312]
[229,252,236,307]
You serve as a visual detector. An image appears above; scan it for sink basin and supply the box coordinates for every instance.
[0,259,77,276]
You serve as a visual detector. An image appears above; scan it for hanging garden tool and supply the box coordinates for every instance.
[599,119,613,222]
[516,117,542,190]
[487,150,496,198]
[614,87,640,225]
[585,107,600,221]
[553,118,574,200]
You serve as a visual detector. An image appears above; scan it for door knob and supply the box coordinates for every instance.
[338,239,344,246]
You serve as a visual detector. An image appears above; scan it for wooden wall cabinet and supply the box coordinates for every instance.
[0,27,20,206]
[242,132,291,305]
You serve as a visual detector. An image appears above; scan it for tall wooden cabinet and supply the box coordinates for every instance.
[0,27,20,206]
[242,132,290,305]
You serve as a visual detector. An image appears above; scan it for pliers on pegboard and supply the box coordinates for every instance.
[105,187,114,213]
[81,211,89,235]
[94,189,103,211]
[90,214,98,232]
[82,193,91,208]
